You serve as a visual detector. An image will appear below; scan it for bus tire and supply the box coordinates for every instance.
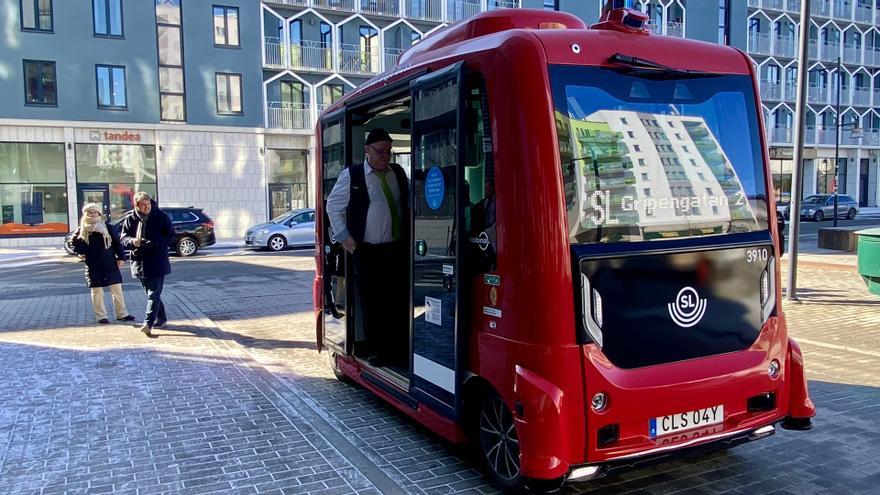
[328,352,352,384]
[477,392,526,493]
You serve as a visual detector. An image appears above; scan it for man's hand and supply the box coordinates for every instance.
[132,239,142,247]
[341,237,357,254]
[117,260,125,269]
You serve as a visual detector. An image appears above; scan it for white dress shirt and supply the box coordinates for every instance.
[326,159,402,244]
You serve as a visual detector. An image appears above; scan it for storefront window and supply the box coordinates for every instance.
[0,142,68,236]
[771,159,792,204]
[267,149,308,219]
[75,144,158,222]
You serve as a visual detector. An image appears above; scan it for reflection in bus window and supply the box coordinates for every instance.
[551,66,769,244]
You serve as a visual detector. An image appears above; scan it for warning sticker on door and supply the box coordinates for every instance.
[425,296,442,326]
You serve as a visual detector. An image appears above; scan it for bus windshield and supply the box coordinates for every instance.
[550,65,769,244]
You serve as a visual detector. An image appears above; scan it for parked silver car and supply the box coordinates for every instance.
[799,194,859,221]
[245,209,315,251]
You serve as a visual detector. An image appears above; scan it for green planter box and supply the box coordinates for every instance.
[857,228,880,296]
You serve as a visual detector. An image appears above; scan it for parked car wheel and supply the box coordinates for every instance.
[176,236,198,257]
[813,210,824,222]
[268,235,287,252]
[847,208,857,220]
[477,392,525,493]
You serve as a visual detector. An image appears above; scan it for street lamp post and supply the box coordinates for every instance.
[833,56,841,227]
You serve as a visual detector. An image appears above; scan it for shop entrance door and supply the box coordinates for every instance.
[860,159,869,207]
[77,184,111,221]
[269,184,293,219]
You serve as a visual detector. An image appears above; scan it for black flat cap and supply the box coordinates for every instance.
[365,128,393,145]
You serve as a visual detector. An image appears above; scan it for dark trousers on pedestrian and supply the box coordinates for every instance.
[352,241,408,364]
[139,275,166,327]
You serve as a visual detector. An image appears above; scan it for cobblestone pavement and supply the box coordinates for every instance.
[0,251,879,494]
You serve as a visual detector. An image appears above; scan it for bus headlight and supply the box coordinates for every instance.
[581,274,604,347]
[760,257,776,323]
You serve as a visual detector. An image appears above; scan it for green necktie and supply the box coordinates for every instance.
[377,170,401,241]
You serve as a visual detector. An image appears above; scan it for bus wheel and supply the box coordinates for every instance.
[328,352,352,384]
[477,393,525,492]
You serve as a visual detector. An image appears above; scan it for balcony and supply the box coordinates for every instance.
[384,47,404,69]
[748,0,760,6]
[774,36,796,58]
[764,0,784,9]
[749,33,771,55]
[761,81,782,101]
[665,22,684,38]
[853,87,871,106]
[820,41,840,62]
[863,129,880,147]
[843,43,861,64]
[784,82,797,101]
[360,0,399,16]
[447,0,481,22]
[312,0,356,13]
[865,47,880,67]
[808,84,828,104]
[816,125,835,145]
[264,37,285,69]
[805,125,817,145]
[406,0,443,21]
[267,102,311,130]
[291,41,333,72]
[339,44,381,75]
[832,2,851,19]
[771,127,793,144]
[809,40,818,59]
[264,0,309,6]
[788,0,801,11]
[855,4,873,22]
[488,1,519,9]
[832,87,851,106]
[815,0,832,17]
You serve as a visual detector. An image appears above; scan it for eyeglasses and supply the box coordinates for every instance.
[86,211,101,217]
[368,144,393,157]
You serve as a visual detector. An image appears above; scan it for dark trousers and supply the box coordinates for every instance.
[139,275,167,327]
[352,241,408,362]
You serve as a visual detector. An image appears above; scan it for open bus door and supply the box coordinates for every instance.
[320,113,348,356]
[408,63,466,420]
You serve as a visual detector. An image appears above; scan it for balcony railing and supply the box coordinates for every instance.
[808,84,827,104]
[832,2,851,19]
[447,0,481,22]
[855,5,873,22]
[774,36,796,58]
[263,0,309,6]
[665,22,684,38]
[821,41,840,62]
[816,125,835,145]
[805,125,817,145]
[761,81,782,101]
[406,0,443,21]
[771,127,793,144]
[865,48,880,67]
[863,129,880,147]
[488,1,519,9]
[267,102,311,130]
[831,86,851,105]
[788,0,801,12]
[853,88,872,106]
[264,37,285,68]
[764,0,784,9]
[291,41,333,72]
[339,44,381,74]
[843,43,861,64]
[360,0,399,16]
[809,39,818,59]
[313,0,357,12]
[784,82,797,101]
[749,33,771,55]
[384,47,404,69]
[815,0,832,17]
[748,0,760,6]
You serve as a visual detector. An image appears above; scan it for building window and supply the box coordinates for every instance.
[23,60,57,106]
[93,0,123,37]
[96,65,127,109]
[543,0,558,10]
[74,144,158,221]
[156,0,185,122]
[213,6,239,47]
[216,73,242,114]
[0,143,67,237]
[20,0,52,32]
[267,149,309,218]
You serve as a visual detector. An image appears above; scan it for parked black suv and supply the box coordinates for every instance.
[64,206,215,257]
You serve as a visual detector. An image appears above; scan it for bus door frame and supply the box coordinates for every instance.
[408,62,467,420]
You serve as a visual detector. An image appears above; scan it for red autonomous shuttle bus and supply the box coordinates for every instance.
[313,4,815,491]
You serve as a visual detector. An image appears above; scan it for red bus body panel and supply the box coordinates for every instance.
[313,8,814,482]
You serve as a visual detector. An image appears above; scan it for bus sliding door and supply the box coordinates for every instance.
[409,63,465,419]
[321,116,348,355]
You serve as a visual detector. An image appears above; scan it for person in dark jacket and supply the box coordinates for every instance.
[71,203,135,324]
[119,192,174,337]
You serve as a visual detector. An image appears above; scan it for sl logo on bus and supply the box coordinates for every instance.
[667,287,707,328]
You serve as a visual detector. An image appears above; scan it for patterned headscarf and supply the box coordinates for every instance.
[78,203,112,249]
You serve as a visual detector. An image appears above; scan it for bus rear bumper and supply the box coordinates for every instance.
[565,422,777,483]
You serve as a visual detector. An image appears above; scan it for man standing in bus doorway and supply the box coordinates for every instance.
[326,128,409,368]
[120,192,175,338]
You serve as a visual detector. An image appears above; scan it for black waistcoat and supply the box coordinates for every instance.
[347,162,409,244]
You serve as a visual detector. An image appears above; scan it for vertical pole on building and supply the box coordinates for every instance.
[833,56,841,227]
[786,0,812,302]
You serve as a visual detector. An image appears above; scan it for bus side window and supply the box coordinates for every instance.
[463,74,496,273]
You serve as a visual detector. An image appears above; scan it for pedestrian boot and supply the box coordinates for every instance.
[98,319,110,324]
[117,315,136,322]
[139,323,154,338]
